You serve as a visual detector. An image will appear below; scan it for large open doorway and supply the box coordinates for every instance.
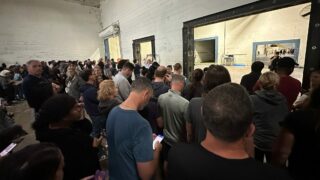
[106,35,121,60]
[132,36,156,64]
[100,22,122,60]
[183,0,320,89]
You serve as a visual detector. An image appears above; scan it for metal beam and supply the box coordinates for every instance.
[182,27,194,78]
[302,0,320,89]
[184,0,310,28]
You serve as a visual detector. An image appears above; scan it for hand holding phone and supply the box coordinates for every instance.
[152,135,164,150]
[0,143,17,157]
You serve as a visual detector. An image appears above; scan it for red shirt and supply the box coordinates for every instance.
[277,76,301,109]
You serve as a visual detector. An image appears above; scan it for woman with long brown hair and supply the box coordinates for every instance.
[182,68,204,101]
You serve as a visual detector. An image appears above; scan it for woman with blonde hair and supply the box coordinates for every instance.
[250,71,289,163]
[97,80,121,125]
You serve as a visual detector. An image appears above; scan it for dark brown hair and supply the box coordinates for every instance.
[203,65,231,93]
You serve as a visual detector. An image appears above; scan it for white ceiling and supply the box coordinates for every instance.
[64,0,101,8]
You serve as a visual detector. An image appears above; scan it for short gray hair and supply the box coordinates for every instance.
[131,77,153,93]
[171,74,185,83]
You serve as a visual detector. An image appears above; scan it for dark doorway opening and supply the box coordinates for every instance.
[194,37,218,63]
[132,36,156,64]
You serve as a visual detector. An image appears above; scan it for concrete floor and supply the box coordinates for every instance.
[6,101,109,170]
[6,101,38,152]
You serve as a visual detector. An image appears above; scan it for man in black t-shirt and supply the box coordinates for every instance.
[22,60,59,112]
[240,61,264,94]
[133,59,141,78]
[168,83,292,180]
[151,66,169,98]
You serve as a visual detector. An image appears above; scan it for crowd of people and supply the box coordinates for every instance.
[0,56,319,180]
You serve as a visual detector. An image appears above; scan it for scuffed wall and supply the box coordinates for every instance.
[0,0,104,65]
[100,0,257,65]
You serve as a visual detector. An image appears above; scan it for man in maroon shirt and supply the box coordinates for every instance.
[275,57,301,109]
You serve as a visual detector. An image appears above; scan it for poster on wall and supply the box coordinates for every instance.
[254,39,300,66]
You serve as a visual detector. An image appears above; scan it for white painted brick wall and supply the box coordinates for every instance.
[100,0,257,65]
[0,0,104,65]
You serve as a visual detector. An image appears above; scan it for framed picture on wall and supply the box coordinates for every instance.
[252,39,300,66]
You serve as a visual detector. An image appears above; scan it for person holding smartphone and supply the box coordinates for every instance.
[107,77,162,180]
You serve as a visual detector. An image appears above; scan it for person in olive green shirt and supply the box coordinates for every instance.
[158,74,189,175]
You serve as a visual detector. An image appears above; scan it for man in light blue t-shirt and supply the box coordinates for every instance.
[107,77,162,180]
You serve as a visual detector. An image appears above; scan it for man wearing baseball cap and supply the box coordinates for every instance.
[275,57,301,109]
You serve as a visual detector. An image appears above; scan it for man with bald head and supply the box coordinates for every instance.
[139,66,170,133]
[151,66,170,98]
[22,60,59,112]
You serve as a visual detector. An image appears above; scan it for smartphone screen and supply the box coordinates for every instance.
[152,135,164,150]
[0,143,17,157]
